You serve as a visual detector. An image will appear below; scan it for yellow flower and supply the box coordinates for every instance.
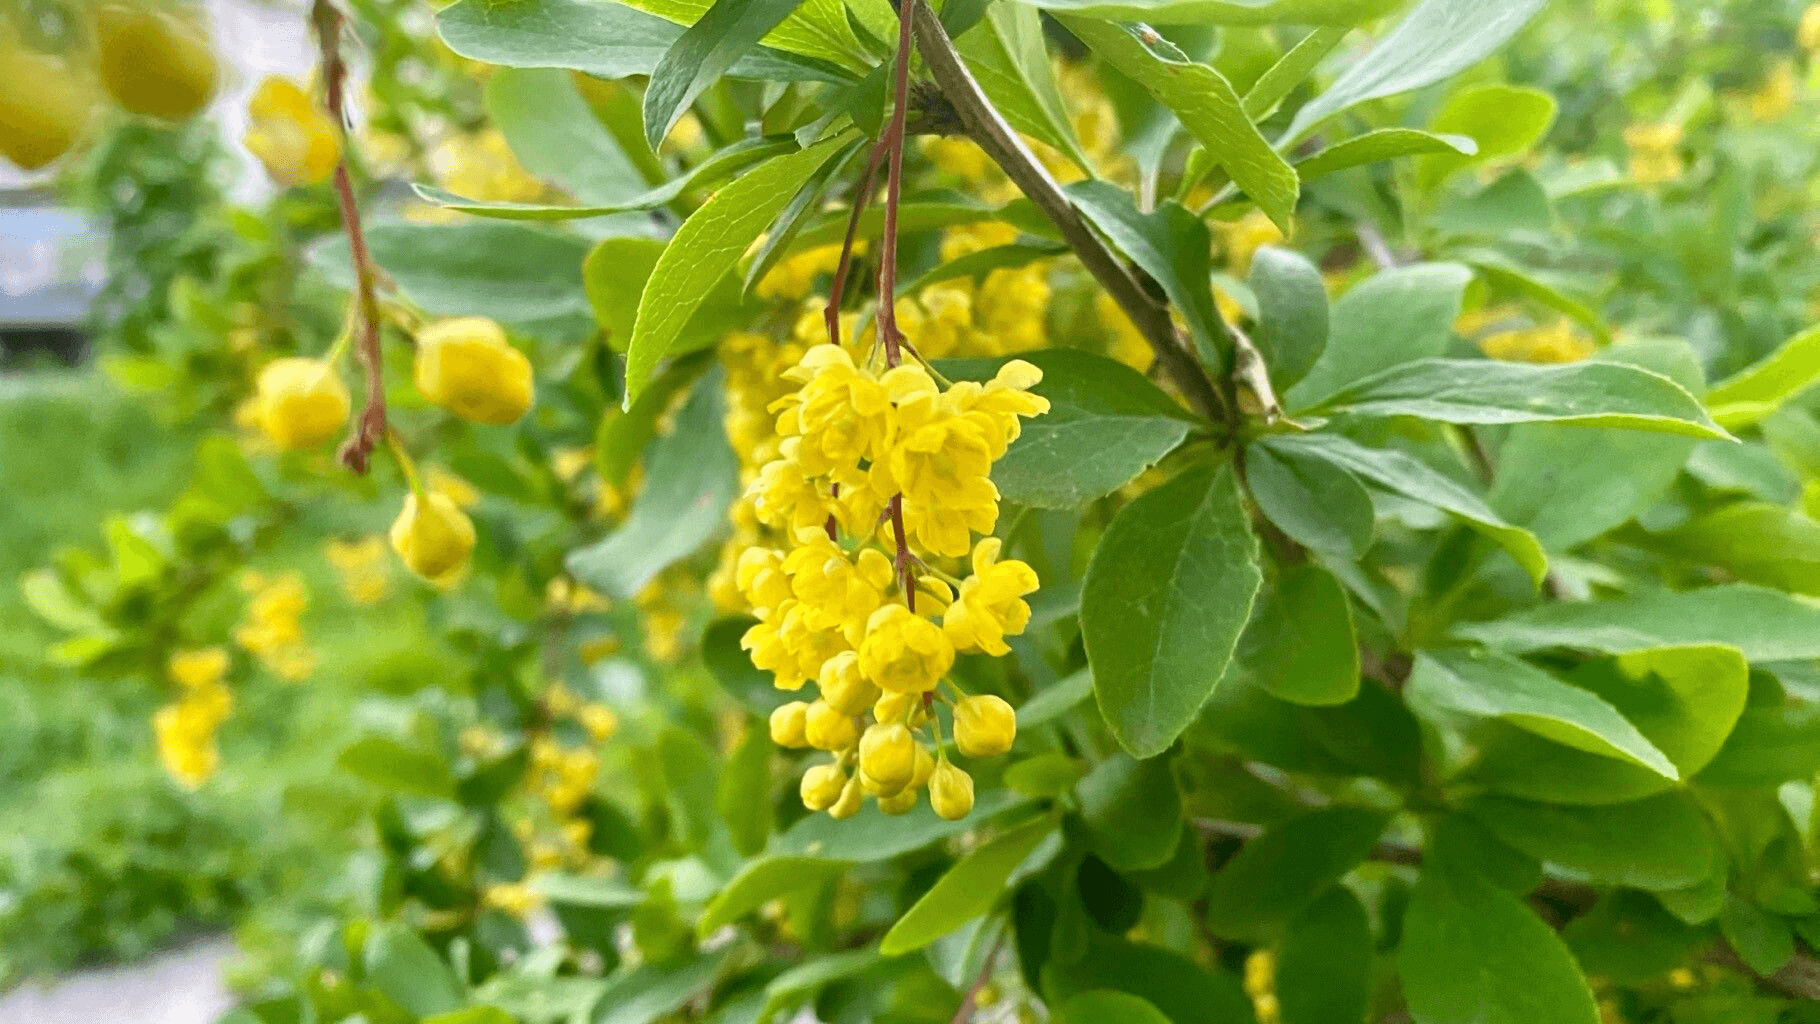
[929,760,974,820]
[975,265,1051,354]
[234,573,315,681]
[778,345,894,479]
[153,678,233,789]
[1747,60,1797,121]
[828,776,865,819]
[953,694,1017,758]
[93,2,218,122]
[1216,210,1284,276]
[750,449,838,537]
[1623,122,1683,184]
[255,358,349,450]
[0,43,96,172]
[426,465,482,508]
[579,703,619,741]
[1479,320,1596,364]
[803,699,860,751]
[436,128,542,203]
[1802,4,1820,52]
[858,722,917,796]
[770,701,811,748]
[858,605,954,695]
[800,763,848,811]
[877,788,918,815]
[736,547,795,616]
[243,76,339,187]
[944,538,1040,656]
[1096,291,1153,371]
[390,491,477,585]
[945,361,1049,460]
[414,317,535,425]
[817,650,881,716]
[484,883,545,918]
[785,537,894,641]
[324,536,390,605]
[756,244,848,302]
[168,647,229,691]
[875,386,1001,558]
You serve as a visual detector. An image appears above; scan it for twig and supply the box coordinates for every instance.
[950,932,1006,1024]
[907,4,1227,425]
[312,1,386,474]
[1228,322,1283,424]
[1194,816,1820,1001]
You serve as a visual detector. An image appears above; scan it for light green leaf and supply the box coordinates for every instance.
[1243,26,1348,119]
[1060,17,1298,232]
[336,736,456,800]
[758,951,885,1024]
[619,0,869,70]
[593,952,727,1024]
[944,349,1197,508]
[1077,754,1183,872]
[644,0,806,148]
[365,922,466,1018]
[1652,502,1820,595]
[1313,358,1730,440]
[1261,433,1547,584]
[1021,0,1397,26]
[770,789,1029,861]
[567,371,738,599]
[595,351,714,487]
[1202,806,1389,941]
[1295,127,1477,180]
[1052,992,1171,1024]
[625,136,851,403]
[308,221,592,325]
[1407,649,1677,778]
[1239,564,1359,706]
[718,725,776,857]
[1466,792,1718,891]
[1721,898,1797,977]
[1699,703,1820,788]
[1418,84,1556,188]
[586,238,668,348]
[487,67,647,207]
[1041,935,1257,1024]
[1283,0,1550,142]
[438,0,846,81]
[1455,584,1820,662]
[1277,887,1372,1024]
[427,1010,516,1024]
[1017,668,1094,729]
[1464,251,1612,344]
[533,873,646,908]
[1082,461,1263,759]
[1706,324,1820,429]
[1285,262,1472,410]
[1247,245,1328,392]
[1398,859,1599,1024]
[1069,181,1225,366]
[1243,440,1373,559]
[699,857,849,934]
[879,817,1055,954]
[957,3,1092,171]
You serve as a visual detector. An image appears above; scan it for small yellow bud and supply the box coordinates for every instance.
[414,317,534,424]
[389,491,477,585]
[255,358,349,450]
[953,694,1017,758]
[818,651,881,716]
[579,704,619,741]
[930,761,974,820]
[874,691,919,724]
[910,742,936,790]
[878,788,918,815]
[769,701,810,748]
[800,763,846,811]
[803,700,859,751]
[828,777,864,819]
[858,723,917,796]
[243,76,339,187]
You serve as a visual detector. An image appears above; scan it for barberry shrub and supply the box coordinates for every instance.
[15,0,1820,1021]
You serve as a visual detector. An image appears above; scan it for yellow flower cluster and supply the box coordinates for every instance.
[155,647,234,789]
[324,536,390,605]
[434,128,543,204]
[1478,319,1596,364]
[1746,60,1798,122]
[233,571,315,681]
[1802,3,1820,52]
[1623,122,1684,184]
[243,75,339,188]
[737,338,1048,820]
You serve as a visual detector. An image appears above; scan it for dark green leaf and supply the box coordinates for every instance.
[1023,0,1395,25]
[1239,564,1359,707]
[1069,181,1224,367]
[1652,502,1820,596]
[1243,441,1373,560]
[1076,754,1183,872]
[1284,263,1472,410]
[1277,887,1372,1024]
[644,0,806,149]
[1721,897,1796,976]
[699,856,848,934]
[1041,935,1257,1024]
[592,952,727,1024]
[1247,245,1328,393]
[880,816,1056,954]
[1456,584,1820,662]
[1202,806,1388,942]
[1052,992,1172,1024]
[1466,792,1718,891]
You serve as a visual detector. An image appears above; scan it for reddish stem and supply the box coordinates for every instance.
[873,0,917,368]
[824,143,887,349]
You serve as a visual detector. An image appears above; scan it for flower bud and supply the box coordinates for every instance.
[910,742,936,790]
[877,788,918,816]
[858,604,954,694]
[803,700,859,751]
[769,701,810,748]
[874,691,918,724]
[414,317,534,424]
[828,776,864,819]
[799,763,846,811]
[94,2,219,121]
[930,760,974,820]
[954,694,1017,758]
[390,491,476,585]
[244,76,339,187]
[819,651,881,716]
[858,723,917,796]
[255,358,349,450]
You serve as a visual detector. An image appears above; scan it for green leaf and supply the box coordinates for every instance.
[699,856,848,934]
[618,0,868,70]
[1283,0,1550,142]
[1313,358,1730,440]
[1076,754,1183,872]
[743,138,866,296]
[427,1010,516,1024]
[900,240,1070,295]
[1429,168,1553,239]
[594,350,714,487]
[879,817,1056,955]
[532,873,647,908]
[1021,0,1398,26]
[308,221,592,325]
[1202,806,1388,942]
[1285,263,1473,410]
[1017,668,1094,729]
[593,952,727,1024]
[758,952,885,1024]
[1059,17,1298,232]
[770,789,1029,861]
[487,67,647,207]
[337,736,456,799]
[439,0,849,81]
[586,238,667,347]
[1706,325,1820,429]
[1653,502,1820,595]
[1456,584,1820,662]
[1068,181,1225,367]
[1052,992,1172,1024]
[703,616,791,714]
[1465,251,1612,344]
[1201,673,1422,786]
[791,200,998,248]
[625,135,851,404]
[1721,897,1797,976]
[1243,440,1373,559]
[1239,564,1359,707]
[1409,649,1677,778]
[1041,934,1257,1024]
[1418,84,1556,188]
[717,725,776,857]
[365,922,466,1018]
[1276,887,1372,1024]
[1082,461,1263,759]
[1398,860,1599,1024]
[1294,127,1477,180]
[1243,26,1348,119]
[957,3,1092,172]
[1466,792,1718,891]
[1246,245,1327,392]
[944,349,1197,508]
[1261,433,1547,584]
[644,0,806,149]
[566,371,739,599]
[1699,704,1820,787]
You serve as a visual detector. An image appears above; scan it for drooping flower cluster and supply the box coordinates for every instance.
[234,570,315,681]
[737,338,1048,820]
[154,647,234,788]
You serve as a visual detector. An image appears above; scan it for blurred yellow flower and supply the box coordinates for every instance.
[234,572,315,681]
[324,536,390,606]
